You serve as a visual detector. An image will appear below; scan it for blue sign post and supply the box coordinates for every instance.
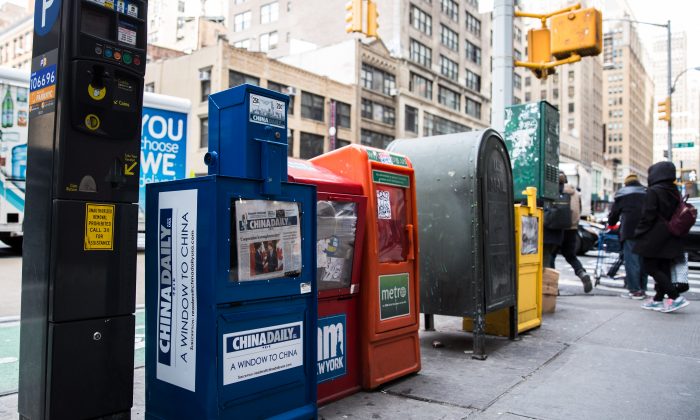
[145,84,317,419]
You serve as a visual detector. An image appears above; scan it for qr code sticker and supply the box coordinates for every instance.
[377,190,391,219]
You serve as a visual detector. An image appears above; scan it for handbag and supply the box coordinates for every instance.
[671,253,690,294]
[667,194,697,237]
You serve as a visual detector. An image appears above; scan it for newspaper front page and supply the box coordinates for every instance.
[235,200,302,281]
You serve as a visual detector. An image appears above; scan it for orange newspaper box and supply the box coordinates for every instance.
[312,145,421,389]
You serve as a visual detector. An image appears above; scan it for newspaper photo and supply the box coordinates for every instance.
[234,200,302,281]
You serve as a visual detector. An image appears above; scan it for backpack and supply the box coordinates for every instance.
[545,192,572,230]
[666,194,697,237]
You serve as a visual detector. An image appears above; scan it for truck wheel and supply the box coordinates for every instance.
[1,237,23,253]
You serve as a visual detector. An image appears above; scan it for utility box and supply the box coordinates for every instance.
[388,130,517,359]
[287,158,367,405]
[145,85,318,419]
[312,146,421,390]
[504,101,560,202]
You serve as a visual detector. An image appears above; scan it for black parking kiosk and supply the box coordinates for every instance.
[19,1,147,418]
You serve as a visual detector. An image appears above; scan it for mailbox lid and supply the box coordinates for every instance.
[288,158,364,196]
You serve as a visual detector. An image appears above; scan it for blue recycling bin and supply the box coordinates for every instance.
[145,85,317,419]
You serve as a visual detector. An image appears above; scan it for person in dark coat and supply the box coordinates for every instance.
[634,161,689,312]
[608,174,648,299]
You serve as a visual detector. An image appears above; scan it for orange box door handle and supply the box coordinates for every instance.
[406,224,415,261]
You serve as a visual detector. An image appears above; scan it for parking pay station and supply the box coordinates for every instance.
[313,146,421,389]
[145,84,317,419]
[20,0,147,418]
[287,159,367,404]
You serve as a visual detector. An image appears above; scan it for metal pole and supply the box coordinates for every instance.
[491,0,514,133]
[667,20,673,162]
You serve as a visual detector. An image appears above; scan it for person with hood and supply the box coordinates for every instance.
[634,161,690,312]
[607,174,648,299]
[554,172,593,293]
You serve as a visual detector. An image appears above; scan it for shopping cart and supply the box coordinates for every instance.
[594,227,624,286]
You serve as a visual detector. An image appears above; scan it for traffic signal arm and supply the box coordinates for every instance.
[515,53,581,70]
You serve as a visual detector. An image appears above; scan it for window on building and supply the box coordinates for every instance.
[440,55,458,81]
[267,81,294,114]
[299,132,324,159]
[200,117,209,148]
[438,85,460,111]
[441,0,459,22]
[360,63,396,95]
[410,39,432,68]
[514,49,522,61]
[301,91,324,121]
[568,85,574,97]
[233,11,251,32]
[466,12,481,36]
[423,112,469,136]
[145,82,155,93]
[334,101,351,128]
[568,70,574,82]
[568,103,574,113]
[229,70,259,87]
[410,5,432,35]
[440,25,459,51]
[513,73,522,90]
[178,0,185,12]
[260,2,279,24]
[525,92,531,101]
[405,105,418,133]
[287,128,294,156]
[465,70,481,92]
[568,118,574,130]
[540,90,546,100]
[465,41,481,64]
[336,139,351,149]
[465,98,481,118]
[361,129,393,149]
[200,67,211,102]
[409,72,433,99]
[260,31,278,51]
[233,39,251,50]
[361,99,396,126]
[525,76,531,87]
[553,88,559,99]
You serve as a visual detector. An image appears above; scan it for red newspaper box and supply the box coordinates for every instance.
[287,159,368,405]
[312,146,421,389]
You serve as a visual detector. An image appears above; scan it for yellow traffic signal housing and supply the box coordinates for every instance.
[367,0,379,38]
[527,28,555,79]
[550,8,602,59]
[658,97,671,122]
[345,0,362,33]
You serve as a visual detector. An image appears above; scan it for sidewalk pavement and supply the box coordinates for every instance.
[2,294,699,420]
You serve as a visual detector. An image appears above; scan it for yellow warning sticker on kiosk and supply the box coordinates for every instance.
[84,204,115,251]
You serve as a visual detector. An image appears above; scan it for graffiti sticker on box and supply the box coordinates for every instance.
[249,93,286,128]
[366,149,409,167]
[222,322,303,385]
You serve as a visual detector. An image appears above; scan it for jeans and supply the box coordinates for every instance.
[623,239,647,292]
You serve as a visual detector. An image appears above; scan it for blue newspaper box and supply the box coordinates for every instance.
[145,85,317,419]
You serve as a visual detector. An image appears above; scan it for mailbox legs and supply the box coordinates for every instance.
[471,311,487,360]
[424,313,435,331]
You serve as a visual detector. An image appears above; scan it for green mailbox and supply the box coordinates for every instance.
[504,101,560,201]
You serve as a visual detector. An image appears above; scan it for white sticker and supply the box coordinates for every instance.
[321,257,345,283]
[156,189,198,392]
[127,4,139,17]
[249,93,286,128]
[118,25,137,45]
[377,190,391,220]
[300,282,311,294]
[222,322,303,385]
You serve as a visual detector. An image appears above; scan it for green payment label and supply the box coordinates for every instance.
[372,170,410,188]
[379,273,410,320]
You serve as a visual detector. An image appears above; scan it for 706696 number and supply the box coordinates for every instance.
[29,65,57,92]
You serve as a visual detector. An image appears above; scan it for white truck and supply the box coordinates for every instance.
[0,67,28,250]
[559,162,592,218]
[0,66,191,250]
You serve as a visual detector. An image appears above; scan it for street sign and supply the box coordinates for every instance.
[673,142,694,148]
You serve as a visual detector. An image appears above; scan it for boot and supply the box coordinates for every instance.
[577,270,593,293]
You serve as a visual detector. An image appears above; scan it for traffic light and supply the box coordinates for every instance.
[527,28,554,79]
[367,0,379,38]
[550,8,602,59]
[345,0,362,33]
[658,97,671,122]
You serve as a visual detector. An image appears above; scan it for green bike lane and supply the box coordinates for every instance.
[0,309,146,395]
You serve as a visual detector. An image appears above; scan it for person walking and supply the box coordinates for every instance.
[607,174,648,299]
[554,172,593,293]
[634,161,690,313]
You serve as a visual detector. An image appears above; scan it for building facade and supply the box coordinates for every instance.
[147,0,228,52]
[0,16,31,70]
[652,32,700,175]
[229,0,492,134]
[145,39,356,174]
[602,20,655,188]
